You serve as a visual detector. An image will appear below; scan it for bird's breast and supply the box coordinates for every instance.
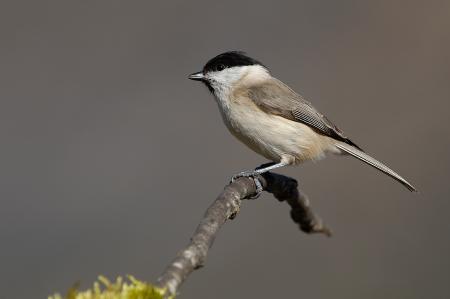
[214,93,333,163]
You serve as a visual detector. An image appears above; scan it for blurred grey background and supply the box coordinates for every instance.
[1,1,449,298]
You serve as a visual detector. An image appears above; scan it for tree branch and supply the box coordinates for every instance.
[155,172,331,297]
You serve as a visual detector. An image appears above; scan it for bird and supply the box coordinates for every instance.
[188,51,416,195]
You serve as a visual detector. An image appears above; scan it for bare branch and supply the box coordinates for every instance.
[155,172,330,297]
[263,172,332,236]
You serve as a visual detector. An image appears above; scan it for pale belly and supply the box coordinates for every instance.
[218,100,336,164]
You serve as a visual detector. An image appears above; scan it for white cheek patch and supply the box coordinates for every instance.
[206,67,245,102]
[207,67,246,87]
[206,65,270,97]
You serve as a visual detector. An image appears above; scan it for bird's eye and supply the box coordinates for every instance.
[216,64,226,71]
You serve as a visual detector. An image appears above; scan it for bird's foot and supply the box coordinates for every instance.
[231,170,263,199]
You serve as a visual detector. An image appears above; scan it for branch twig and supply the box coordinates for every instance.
[155,172,331,297]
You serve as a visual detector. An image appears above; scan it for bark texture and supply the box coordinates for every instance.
[155,172,330,297]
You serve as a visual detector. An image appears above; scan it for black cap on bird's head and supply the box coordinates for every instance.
[188,51,263,81]
[203,51,263,73]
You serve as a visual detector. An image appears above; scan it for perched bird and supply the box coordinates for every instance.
[189,51,416,195]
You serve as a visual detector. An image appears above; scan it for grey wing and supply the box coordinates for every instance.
[247,79,363,151]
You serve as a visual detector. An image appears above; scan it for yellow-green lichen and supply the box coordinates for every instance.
[48,275,174,299]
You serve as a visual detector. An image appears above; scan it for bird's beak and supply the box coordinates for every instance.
[188,71,205,81]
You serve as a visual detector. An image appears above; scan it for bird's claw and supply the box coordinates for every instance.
[231,171,263,199]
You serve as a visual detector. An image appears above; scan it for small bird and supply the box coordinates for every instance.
[189,51,416,195]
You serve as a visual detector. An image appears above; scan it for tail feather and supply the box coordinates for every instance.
[335,142,417,192]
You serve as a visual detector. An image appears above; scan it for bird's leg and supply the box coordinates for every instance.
[231,162,288,199]
[254,162,277,171]
[232,161,287,182]
[254,161,287,174]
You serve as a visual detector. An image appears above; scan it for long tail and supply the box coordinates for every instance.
[335,142,417,192]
